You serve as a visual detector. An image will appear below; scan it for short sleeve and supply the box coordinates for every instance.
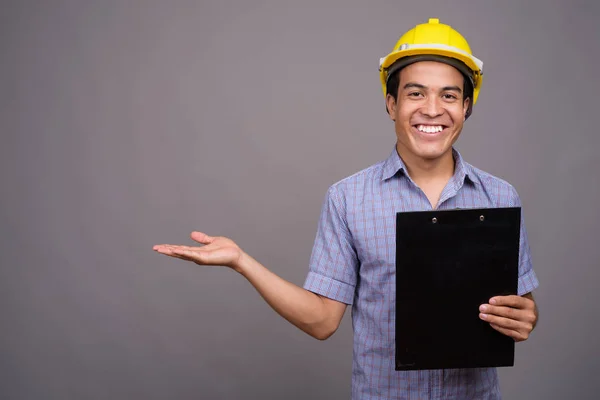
[509,187,540,295]
[303,185,359,305]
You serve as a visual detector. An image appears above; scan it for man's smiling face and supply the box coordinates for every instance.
[386,61,470,163]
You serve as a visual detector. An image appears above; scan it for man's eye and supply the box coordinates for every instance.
[443,94,458,100]
[408,92,423,97]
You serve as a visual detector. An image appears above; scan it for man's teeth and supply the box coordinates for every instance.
[416,125,444,133]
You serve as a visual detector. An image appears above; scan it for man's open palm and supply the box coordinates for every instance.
[153,231,243,269]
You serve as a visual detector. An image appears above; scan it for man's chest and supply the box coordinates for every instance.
[345,185,495,268]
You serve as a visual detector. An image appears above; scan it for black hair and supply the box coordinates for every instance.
[385,68,474,115]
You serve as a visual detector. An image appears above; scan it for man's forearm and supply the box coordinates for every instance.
[233,252,344,340]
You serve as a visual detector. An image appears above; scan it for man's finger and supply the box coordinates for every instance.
[178,245,204,251]
[155,244,201,252]
[489,323,523,342]
[479,304,532,322]
[154,246,210,263]
[166,252,193,261]
[154,245,182,255]
[172,248,198,258]
[154,247,193,261]
[489,295,532,309]
[153,244,184,251]
[172,248,216,264]
[479,313,532,332]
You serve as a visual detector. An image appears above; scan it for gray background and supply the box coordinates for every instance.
[1,0,599,399]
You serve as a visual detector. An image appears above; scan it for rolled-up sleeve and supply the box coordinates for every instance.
[303,185,359,305]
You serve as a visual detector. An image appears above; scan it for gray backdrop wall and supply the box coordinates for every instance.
[2,1,599,399]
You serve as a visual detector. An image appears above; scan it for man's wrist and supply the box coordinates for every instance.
[232,250,252,276]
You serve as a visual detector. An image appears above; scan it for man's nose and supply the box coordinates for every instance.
[421,96,443,118]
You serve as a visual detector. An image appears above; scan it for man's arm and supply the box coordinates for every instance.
[479,292,538,342]
[481,187,540,342]
[154,231,347,340]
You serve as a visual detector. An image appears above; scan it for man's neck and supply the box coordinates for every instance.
[396,145,455,187]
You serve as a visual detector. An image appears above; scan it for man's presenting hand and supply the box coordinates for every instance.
[153,231,347,340]
[153,231,244,272]
[479,293,538,342]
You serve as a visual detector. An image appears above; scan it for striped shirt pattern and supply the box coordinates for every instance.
[304,147,539,399]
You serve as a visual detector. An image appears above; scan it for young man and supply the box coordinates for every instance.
[154,18,539,399]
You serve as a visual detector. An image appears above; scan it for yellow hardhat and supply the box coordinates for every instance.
[379,18,484,117]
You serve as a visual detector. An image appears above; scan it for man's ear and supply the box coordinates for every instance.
[463,96,471,120]
[386,94,397,121]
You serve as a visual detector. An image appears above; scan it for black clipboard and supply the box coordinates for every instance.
[395,207,520,371]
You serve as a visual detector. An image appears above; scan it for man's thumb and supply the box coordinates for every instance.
[190,231,213,244]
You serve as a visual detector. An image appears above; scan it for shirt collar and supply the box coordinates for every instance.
[381,145,479,186]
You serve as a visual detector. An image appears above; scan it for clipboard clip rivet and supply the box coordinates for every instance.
[432,217,438,224]
[480,215,485,221]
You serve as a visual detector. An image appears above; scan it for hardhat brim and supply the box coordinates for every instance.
[380,44,483,76]
[385,54,475,88]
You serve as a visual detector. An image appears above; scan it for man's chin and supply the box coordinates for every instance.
[396,139,455,162]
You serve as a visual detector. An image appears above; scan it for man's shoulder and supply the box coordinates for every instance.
[328,159,387,194]
[465,161,521,205]
[466,161,515,189]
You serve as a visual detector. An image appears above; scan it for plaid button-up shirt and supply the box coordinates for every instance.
[304,146,539,399]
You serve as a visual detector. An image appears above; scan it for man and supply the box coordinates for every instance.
[154,18,539,399]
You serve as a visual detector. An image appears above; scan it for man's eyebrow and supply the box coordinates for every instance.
[403,83,427,90]
[442,85,462,93]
